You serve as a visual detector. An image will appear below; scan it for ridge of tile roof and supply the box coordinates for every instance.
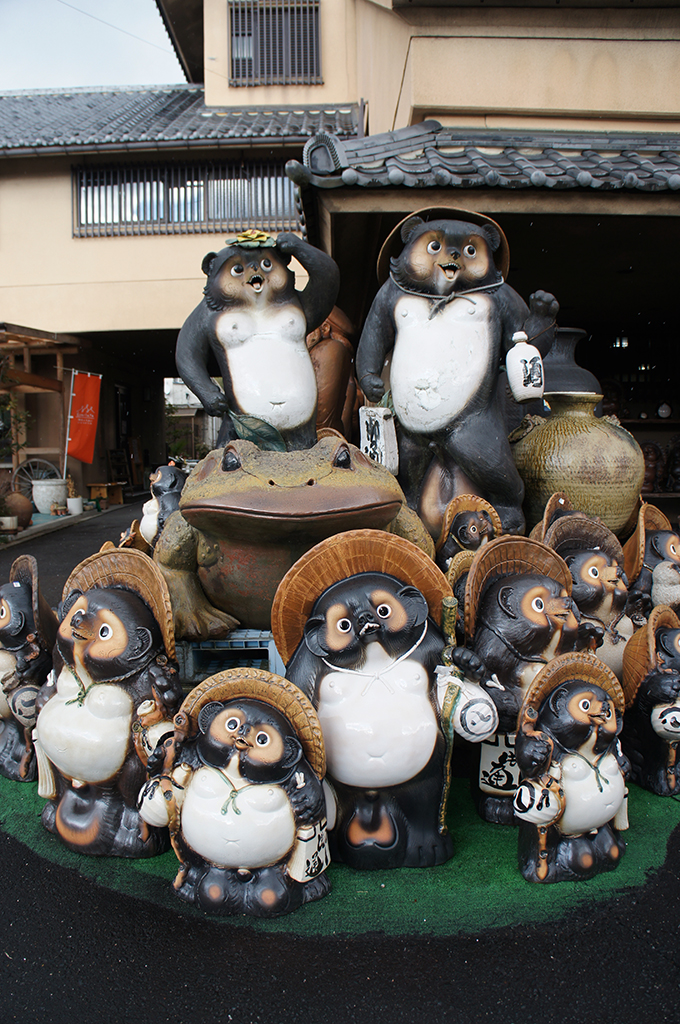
[0,85,359,155]
[288,120,680,193]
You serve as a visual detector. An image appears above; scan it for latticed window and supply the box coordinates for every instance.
[229,1,322,86]
[72,162,300,237]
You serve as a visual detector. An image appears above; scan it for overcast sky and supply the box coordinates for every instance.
[0,0,186,91]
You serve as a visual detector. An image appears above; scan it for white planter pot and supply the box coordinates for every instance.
[32,479,68,515]
[0,516,19,533]
[67,496,83,516]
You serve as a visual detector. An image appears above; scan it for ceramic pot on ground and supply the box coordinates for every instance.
[32,478,68,515]
[541,328,602,394]
[4,490,32,529]
[511,392,645,536]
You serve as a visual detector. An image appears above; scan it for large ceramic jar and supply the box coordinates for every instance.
[511,392,644,536]
[32,478,68,515]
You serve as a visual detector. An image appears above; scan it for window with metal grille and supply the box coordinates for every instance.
[73,162,300,237]
[229,1,322,86]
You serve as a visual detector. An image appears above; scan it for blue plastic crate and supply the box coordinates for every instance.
[176,629,287,687]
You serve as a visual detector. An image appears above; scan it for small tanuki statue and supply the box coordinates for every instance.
[33,549,183,857]
[0,555,58,782]
[461,536,603,824]
[176,229,340,451]
[138,668,330,918]
[271,528,499,870]
[620,605,680,796]
[355,206,558,535]
[623,502,680,617]
[513,651,629,884]
[543,514,635,681]
[435,493,501,573]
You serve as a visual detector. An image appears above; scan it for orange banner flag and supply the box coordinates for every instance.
[67,372,102,464]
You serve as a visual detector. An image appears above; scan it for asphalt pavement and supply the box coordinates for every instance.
[0,500,145,607]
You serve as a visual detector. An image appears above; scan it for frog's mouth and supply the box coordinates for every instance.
[181,491,403,536]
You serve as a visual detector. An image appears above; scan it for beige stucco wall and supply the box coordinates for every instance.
[353,4,680,133]
[204,0,358,108]
[0,158,220,335]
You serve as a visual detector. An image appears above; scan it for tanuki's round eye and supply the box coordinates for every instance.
[261,258,272,271]
[376,604,391,619]
[256,731,270,746]
[427,240,441,254]
[531,597,545,613]
[463,244,476,258]
[0,606,7,620]
[231,264,244,277]
[579,698,591,712]
[337,618,352,633]
[470,525,477,534]
[226,717,240,732]
[588,565,600,579]
[99,624,112,640]
[604,705,612,719]
[671,544,678,557]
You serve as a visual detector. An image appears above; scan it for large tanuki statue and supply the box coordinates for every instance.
[356,207,558,535]
[176,229,340,451]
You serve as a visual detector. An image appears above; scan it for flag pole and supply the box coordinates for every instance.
[63,369,76,479]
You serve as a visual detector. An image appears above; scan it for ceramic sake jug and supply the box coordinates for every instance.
[511,392,644,536]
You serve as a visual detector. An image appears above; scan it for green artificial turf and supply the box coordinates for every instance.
[1,774,677,936]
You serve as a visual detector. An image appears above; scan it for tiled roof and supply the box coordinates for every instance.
[0,85,359,156]
[286,120,680,192]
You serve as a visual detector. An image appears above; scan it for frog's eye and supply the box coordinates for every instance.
[427,239,441,254]
[261,258,272,272]
[337,618,352,633]
[332,446,352,470]
[531,596,545,613]
[231,264,244,277]
[588,565,600,579]
[463,244,476,258]
[99,623,113,640]
[222,448,242,472]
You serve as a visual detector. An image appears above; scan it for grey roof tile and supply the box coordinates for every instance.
[0,85,359,155]
[288,120,680,193]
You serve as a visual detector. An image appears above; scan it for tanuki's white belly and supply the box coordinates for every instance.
[557,750,625,836]
[181,765,296,868]
[317,644,437,788]
[35,668,133,783]
[215,305,317,430]
[390,292,497,433]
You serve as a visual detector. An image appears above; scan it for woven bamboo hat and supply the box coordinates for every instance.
[445,548,477,591]
[376,207,510,286]
[176,668,326,779]
[9,554,58,652]
[62,548,175,660]
[622,502,673,584]
[520,651,625,720]
[543,513,624,565]
[435,494,502,554]
[621,604,680,706]
[271,528,451,665]
[528,493,574,542]
[464,536,572,640]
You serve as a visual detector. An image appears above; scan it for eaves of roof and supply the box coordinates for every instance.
[0,85,359,158]
[286,120,680,193]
